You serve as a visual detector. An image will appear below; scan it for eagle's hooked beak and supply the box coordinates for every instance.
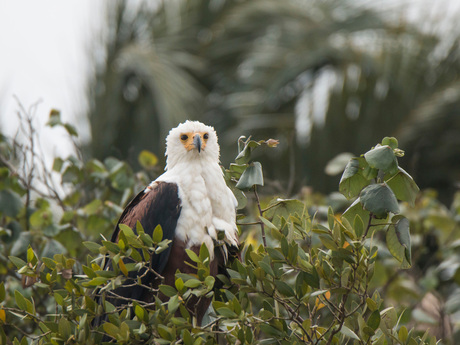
[193,134,202,153]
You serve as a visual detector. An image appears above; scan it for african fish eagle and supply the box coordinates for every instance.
[99,120,239,324]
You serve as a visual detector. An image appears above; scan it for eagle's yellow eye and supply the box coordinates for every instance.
[180,134,188,141]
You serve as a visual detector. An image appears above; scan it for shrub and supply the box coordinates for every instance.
[0,108,446,345]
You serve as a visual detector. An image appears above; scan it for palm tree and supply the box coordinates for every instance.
[85,0,460,201]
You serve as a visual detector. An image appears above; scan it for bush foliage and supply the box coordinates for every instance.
[0,109,457,344]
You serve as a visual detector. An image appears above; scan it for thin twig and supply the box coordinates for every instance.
[253,185,267,248]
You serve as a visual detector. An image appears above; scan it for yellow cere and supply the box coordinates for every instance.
[180,132,209,151]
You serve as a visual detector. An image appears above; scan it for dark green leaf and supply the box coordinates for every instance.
[364,145,397,172]
[274,280,295,297]
[298,260,320,288]
[339,158,371,199]
[235,139,261,164]
[236,161,264,189]
[343,198,389,233]
[368,310,381,330]
[264,198,305,228]
[0,189,23,217]
[14,290,27,311]
[259,323,284,337]
[353,215,364,238]
[360,183,400,218]
[385,167,419,206]
[386,216,411,268]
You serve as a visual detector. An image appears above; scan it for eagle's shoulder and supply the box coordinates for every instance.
[111,181,181,242]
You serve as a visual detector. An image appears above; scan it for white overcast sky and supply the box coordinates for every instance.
[0,0,105,158]
[0,0,459,160]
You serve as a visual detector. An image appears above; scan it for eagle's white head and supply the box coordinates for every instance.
[165,121,220,170]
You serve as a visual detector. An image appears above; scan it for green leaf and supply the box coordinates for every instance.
[236,161,264,190]
[259,261,275,277]
[235,139,261,164]
[298,262,320,288]
[159,285,177,298]
[168,295,180,314]
[27,246,37,265]
[353,215,364,238]
[83,241,101,253]
[382,137,398,149]
[0,189,23,217]
[64,123,78,137]
[398,325,408,342]
[138,150,158,169]
[58,318,71,338]
[119,223,135,238]
[380,307,398,331]
[342,198,389,233]
[54,292,64,307]
[339,158,371,199]
[185,249,200,263]
[360,183,400,218]
[274,280,295,297]
[216,307,237,318]
[264,198,306,228]
[152,224,163,243]
[366,297,378,312]
[135,304,146,321]
[364,145,397,173]
[47,109,61,126]
[0,282,5,303]
[87,277,108,286]
[386,216,411,268]
[259,216,278,230]
[102,240,120,254]
[340,325,360,340]
[368,310,381,330]
[259,323,284,337]
[9,256,27,269]
[184,279,201,288]
[41,239,68,259]
[103,323,120,339]
[385,167,419,206]
[14,290,27,311]
[52,157,64,172]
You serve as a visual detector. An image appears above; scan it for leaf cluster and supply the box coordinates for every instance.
[0,111,443,344]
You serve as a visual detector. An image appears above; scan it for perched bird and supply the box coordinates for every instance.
[96,120,239,325]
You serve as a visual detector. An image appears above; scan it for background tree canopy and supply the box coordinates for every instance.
[87,0,460,202]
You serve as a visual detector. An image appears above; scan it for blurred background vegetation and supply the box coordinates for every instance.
[86,0,460,203]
